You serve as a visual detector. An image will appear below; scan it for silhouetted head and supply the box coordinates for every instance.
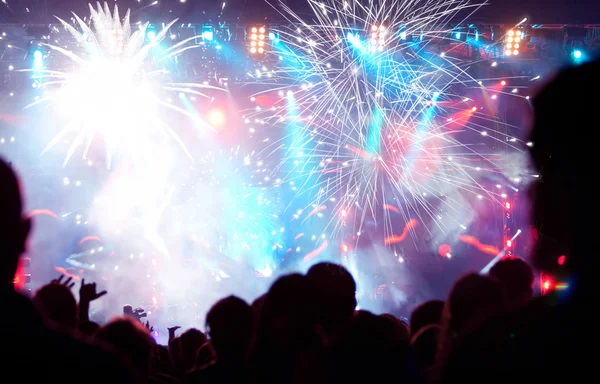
[410,299,444,336]
[444,273,506,334]
[178,328,208,372]
[255,273,319,351]
[306,262,356,334]
[206,295,254,363]
[436,273,506,367]
[489,257,534,308]
[326,310,411,382]
[123,304,133,315]
[529,59,600,277]
[0,159,31,287]
[411,324,440,368]
[33,283,77,329]
[380,313,410,345]
[95,317,156,375]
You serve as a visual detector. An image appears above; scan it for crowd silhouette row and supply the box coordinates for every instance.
[1,58,593,383]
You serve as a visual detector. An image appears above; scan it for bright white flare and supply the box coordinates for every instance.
[28,2,221,168]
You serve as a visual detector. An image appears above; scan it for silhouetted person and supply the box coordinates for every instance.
[411,324,440,380]
[409,299,444,337]
[185,296,254,383]
[306,262,357,335]
[0,158,139,383]
[249,273,321,383]
[325,310,413,383]
[380,313,410,345]
[95,317,156,378]
[435,273,506,369]
[33,283,77,329]
[489,256,534,309]
[440,59,600,384]
[172,328,207,375]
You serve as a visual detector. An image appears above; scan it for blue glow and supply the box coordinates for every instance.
[269,32,276,40]
[400,31,407,40]
[455,32,461,40]
[202,31,214,41]
[573,50,582,59]
[147,31,156,41]
[33,50,43,70]
[346,32,365,53]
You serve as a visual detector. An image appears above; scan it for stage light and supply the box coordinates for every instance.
[504,29,520,57]
[33,49,43,70]
[147,30,156,41]
[369,24,386,53]
[558,255,566,266]
[249,26,267,54]
[573,49,582,59]
[506,239,512,247]
[505,201,511,209]
[500,80,506,86]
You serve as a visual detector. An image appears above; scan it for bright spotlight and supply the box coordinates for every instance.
[369,24,385,52]
[33,50,43,60]
[504,29,520,56]
[249,26,267,54]
[573,50,582,59]
[207,109,225,127]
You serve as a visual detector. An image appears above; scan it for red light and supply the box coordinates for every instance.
[505,239,512,247]
[471,106,477,112]
[342,244,348,252]
[500,80,506,86]
[543,280,551,290]
[558,255,566,266]
[504,202,511,209]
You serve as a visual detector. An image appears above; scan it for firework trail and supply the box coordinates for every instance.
[24,2,222,168]
[250,0,524,246]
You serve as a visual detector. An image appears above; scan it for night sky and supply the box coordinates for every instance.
[1,0,599,24]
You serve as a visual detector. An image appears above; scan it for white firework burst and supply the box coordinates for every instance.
[250,0,523,242]
[26,2,222,168]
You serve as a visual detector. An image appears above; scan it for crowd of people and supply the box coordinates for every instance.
[1,58,592,383]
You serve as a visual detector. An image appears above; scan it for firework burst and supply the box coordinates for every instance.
[249,0,521,244]
[25,2,222,168]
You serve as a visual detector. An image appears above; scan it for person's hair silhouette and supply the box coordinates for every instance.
[0,158,31,289]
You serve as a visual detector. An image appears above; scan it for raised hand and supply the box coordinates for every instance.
[167,326,180,344]
[145,321,154,333]
[51,275,76,289]
[79,278,107,303]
